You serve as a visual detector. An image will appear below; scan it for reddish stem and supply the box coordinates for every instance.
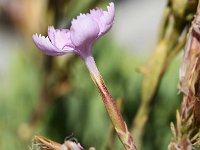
[84,56,136,150]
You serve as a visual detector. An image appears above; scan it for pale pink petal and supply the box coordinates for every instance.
[89,8,103,21]
[70,14,100,48]
[32,34,74,56]
[88,2,115,37]
[48,26,74,50]
[99,2,115,36]
[62,141,84,150]
[104,2,115,25]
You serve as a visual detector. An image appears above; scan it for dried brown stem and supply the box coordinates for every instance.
[131,0,198,149]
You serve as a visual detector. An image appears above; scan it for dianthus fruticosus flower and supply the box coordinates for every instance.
[33,3,114,59]
[33,135,84,150]
[32,3,136,150]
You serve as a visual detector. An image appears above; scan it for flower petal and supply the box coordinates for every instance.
[70,14,100,48]
[89,8,103,21]
[101,3,115,31]
[104,2,115,25]
[48,26,74,50]
[89,2,115,37]
[32,34,74,56]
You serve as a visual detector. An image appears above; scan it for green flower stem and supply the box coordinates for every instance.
[84,56,136,150]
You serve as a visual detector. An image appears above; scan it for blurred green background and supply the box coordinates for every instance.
[0,0,183,149]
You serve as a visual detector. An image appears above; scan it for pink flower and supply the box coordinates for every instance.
[62,140,84,150]
[32,2,115,59]
[32,3,136,149]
